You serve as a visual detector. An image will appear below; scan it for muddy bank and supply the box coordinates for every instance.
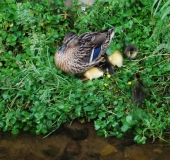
[0,121,170,160]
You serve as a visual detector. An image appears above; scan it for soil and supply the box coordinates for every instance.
[0,121,170,160]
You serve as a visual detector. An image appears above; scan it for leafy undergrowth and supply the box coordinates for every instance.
[0,0,170,144]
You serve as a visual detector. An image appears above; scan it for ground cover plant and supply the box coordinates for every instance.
[0,0,170,144]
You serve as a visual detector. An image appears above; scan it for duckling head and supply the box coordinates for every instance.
[83,67,104,80]
[108,50,123,67]
[124,44,138,59]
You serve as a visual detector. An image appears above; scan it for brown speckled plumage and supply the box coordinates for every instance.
[54,28,115,74]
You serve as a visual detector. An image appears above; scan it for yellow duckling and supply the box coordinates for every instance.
[108,50,123,67]
[83,67,104,81]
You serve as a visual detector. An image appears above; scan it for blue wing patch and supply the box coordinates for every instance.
[90,46,102,62]
[92,46,102,61]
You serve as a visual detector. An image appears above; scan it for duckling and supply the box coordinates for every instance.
[108,50,123,67]
[54,28,115,74]
[83,67,104,81]
[82,54,114,81]
[97,54,114,75]
[123,44,138,59]
[132,73,146,105]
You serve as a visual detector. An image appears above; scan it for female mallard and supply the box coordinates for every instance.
[54,28,115,74]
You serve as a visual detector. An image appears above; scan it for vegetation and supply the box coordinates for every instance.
[0,0,169,144]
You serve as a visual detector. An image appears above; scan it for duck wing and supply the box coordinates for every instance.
[76,29,115,64]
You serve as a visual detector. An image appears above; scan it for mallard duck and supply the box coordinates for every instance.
[54,28,115,74]
[108,50,123,67]
[123,44,138,59]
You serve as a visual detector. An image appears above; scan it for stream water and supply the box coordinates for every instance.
[0,121,170,160]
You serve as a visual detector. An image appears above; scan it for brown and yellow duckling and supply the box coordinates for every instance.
[132,73,146,106]
[123,44,138,59]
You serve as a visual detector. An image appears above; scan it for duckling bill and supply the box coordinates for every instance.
[54,28,115,74]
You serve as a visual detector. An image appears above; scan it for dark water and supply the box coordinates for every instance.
[0,122,170,160]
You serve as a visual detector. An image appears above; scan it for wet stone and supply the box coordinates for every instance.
[153,148,163,154]
[64,122,89,141]
[102,151,124,160]
[60,140,81,160]
[100,144,118,156]
[43,145,60,157]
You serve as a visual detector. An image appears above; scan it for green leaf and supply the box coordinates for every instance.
[84,106,95,111]
[135,126,143,134]
[140,136,147,144]
[23,126,29,131]
[6,0,16,3]
[97,130,105,136]
[2,92,9,99]
[0,122,4,128]
[121,123,129,132]
[95,123,100,130]
[58,104,65,109]
[116,112,124,118]
[11,129,19,135]
[9,117,17,125]
[98,112,106,119]
[117,133,123,138]
[126,115,132,123]
[134,135,140,142]
[41,128,48,134]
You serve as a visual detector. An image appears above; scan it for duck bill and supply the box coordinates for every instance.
[58,43,67,54]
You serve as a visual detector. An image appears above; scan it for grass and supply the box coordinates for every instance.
[0,0,170,143]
